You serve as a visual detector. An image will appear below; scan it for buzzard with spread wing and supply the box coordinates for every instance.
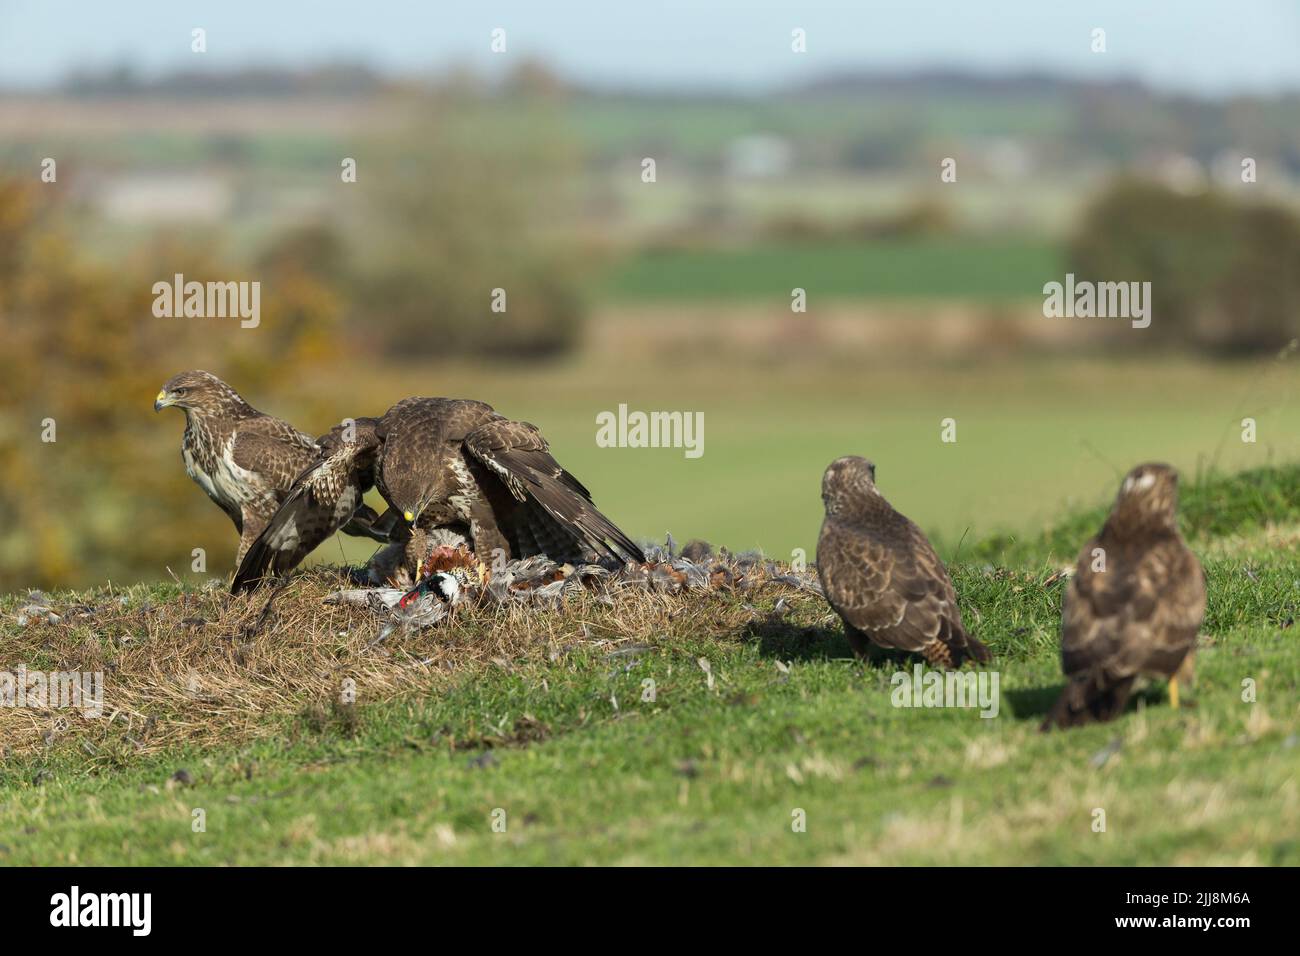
[232,397,645,592]
[1042,463,1205,730]
[816,456,990,667]
[155,370,385,563]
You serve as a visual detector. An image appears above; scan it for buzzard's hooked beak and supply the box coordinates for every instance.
[154,389,170,412]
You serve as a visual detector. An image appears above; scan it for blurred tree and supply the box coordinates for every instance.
[353,75,587,358]
[0,177,351,590]
[254,223,348,368]
[1070,179,1300,353]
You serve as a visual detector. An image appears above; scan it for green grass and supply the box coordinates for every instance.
[600,237,1061,302]
[2,465,1297,865]
[973,461,1300,567]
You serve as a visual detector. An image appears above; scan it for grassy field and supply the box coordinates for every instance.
[599,237,1061,301]
[289,346,1299,577]
[0,464,1296,865]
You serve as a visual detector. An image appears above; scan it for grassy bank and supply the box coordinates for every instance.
[1,464,1296,865]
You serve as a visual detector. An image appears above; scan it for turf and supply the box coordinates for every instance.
[1,466,1296,865]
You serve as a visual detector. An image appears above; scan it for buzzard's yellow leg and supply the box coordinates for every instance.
[1169,651,1195,709]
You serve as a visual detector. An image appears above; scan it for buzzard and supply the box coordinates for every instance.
[1042,463,1205,730]
[232,397,645,592]
[155,370,385,563]
[816,456,990,667]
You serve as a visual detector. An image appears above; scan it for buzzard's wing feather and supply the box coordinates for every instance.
[885,525,989,663]
[236,412,316,449]
[1059,542,1145,677]
[231,436,377,593]
[227,430,308,501]
[817,521,908,636]
[818,515,989,664]
[464,418,643,564]
[229,419,383,540]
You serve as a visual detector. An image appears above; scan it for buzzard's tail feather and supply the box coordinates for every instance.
[233,533,275,594]
[1041,674,1136,731]
[521,507,573,560]
[233,498,299,594]
[927,619,991,668]
[506,506,549,559]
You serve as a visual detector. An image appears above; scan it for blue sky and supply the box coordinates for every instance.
[2,0,1298,95]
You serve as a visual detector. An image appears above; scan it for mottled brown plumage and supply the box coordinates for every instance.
[155,370,384,564]
[232,397,645,592]
[1042,463,1205,730]
[816,456,990,667]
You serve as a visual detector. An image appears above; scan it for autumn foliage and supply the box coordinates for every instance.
[0,178,347,590]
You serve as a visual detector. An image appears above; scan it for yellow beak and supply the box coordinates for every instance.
[154,390,169,412]
[403,510,415,522]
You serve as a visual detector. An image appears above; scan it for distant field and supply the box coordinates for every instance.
[600,238,1062,301]
[0,90,1075,164]
[567,90,1074,158]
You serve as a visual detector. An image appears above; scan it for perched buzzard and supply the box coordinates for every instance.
[232,397,645,592]
[816,456,990,667]
[1042,463,1205,730]
[155,370,385,563]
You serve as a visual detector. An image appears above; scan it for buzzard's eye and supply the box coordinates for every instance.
[174,387,188,395]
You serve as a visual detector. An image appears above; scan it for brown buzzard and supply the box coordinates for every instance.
[155,370,385,563]
[1042,463,1205,730]
[816,456,990,667]
[232,397,645,592]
